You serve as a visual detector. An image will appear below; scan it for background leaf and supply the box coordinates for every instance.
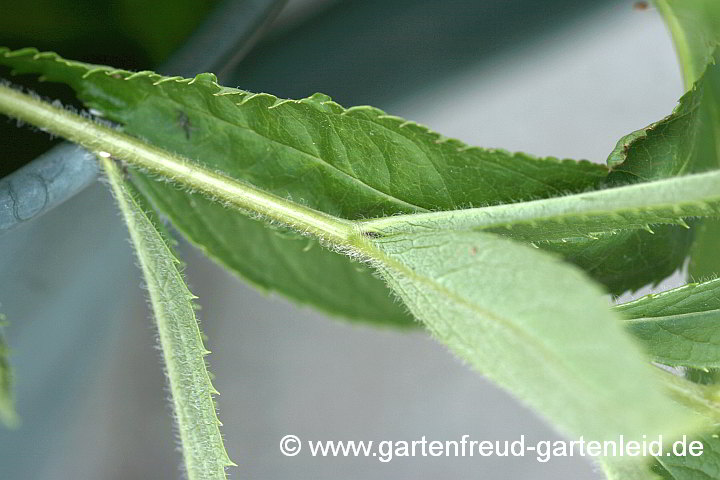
[0,0,218,178]
[0,314,17,428]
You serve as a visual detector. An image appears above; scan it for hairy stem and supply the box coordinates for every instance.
[0,83,353,244]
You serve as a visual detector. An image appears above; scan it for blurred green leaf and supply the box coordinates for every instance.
[115,0,217,63]
[0,313,18,428]
[0,0,216,64]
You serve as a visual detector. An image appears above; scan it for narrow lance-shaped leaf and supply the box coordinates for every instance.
[362,228,701,442]
[0,313,18,427]
[102,157,234,480]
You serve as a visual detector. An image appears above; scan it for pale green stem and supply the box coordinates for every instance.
[357,171,720,237]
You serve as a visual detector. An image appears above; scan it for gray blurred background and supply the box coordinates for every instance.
[0,0,685,478]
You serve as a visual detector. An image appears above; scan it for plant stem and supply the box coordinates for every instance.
[0,83,353,244]
[357,171,720,239]
[657,368,720,423]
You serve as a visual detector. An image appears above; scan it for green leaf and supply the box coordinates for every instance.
[616,278,720,318]
[0,314,18,428]
[625,311,720,369]
[689,220,720,280]
[102,157,234,479]
[365,229,700,442]
[606,86,704,183]
[615,279,720,368]
[653,429,720,480]
[0,47,616,324]
[542,225,695,296]
[1,45,705,307]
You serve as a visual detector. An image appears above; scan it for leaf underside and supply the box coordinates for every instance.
[103,158,233,479]
[367,229,699,443]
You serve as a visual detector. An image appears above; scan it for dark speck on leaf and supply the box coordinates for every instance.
[177,111,195,140]
[362,231,382,238]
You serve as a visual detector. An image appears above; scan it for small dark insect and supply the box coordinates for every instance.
[633,1,649,10]
[361,230,382,238]
[176,110,196,140]
[110,155,131,179]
